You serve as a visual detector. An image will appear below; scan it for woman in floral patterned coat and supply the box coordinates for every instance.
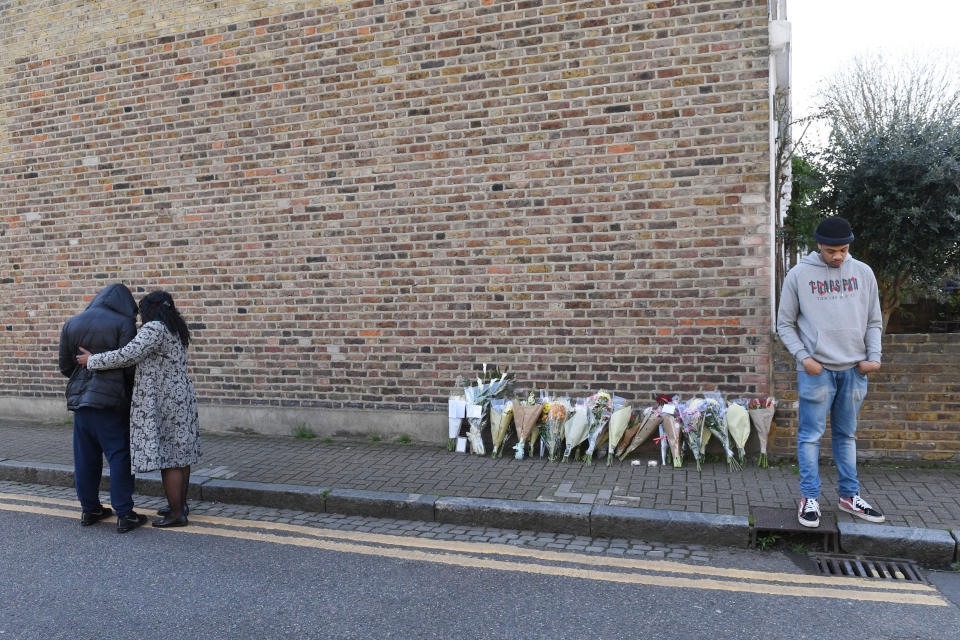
[78,290,201,528]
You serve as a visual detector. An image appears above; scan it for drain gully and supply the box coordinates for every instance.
[809,553,929,584]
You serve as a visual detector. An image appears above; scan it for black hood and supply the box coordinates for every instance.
[85,283,137,319]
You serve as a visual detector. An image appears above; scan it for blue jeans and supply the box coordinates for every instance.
[797,367,868,500]
[73,407,135,515]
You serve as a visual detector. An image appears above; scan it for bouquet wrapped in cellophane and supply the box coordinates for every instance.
[703,392,740,471]
[561,402,589,462]
[725,401,751,466]
[650,394,679,466]
[659,409,682,468]
[462,364,515,456]
[529,394,548,457]
[616,406,662,461]
[676,399,704,471]
[540,396,570,462]
[583,390,615,465]
[489,398,514,459]
[747,397,777,468]
[606,403,633,466]
[512,390,543,460]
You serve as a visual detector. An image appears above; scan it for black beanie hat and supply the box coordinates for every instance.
[814,216,855,245]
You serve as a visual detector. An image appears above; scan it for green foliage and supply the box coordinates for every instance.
[291,424,316,439]
[322,437,333,444]
[370,433,381,443]
[938,285,960,326]
[757,534,780,550]
[821,121,960,320]
[397,434,411,444]
[782,154,825,254]
[815,54,960,325]
[791,543,808,553]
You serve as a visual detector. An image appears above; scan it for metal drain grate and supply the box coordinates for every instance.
[809,553,928,584]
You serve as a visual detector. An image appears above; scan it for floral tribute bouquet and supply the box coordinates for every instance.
[512,390,543,460]
[676,399,705,471]
[583,390,615,465]
[725,401,751,466]
[540,396,570,462]
[616,406,663,461]
[702,392,740,471]
[747,397,777,468]
[529,395,548,457]
[606,402,633,466]
[658,403,683,468]
[489,398,514,459]
[462,364,514,456]
[614,411,641,458]
[561,402,589,462]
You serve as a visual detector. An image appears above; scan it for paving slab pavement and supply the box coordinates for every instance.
[2,418,958,565]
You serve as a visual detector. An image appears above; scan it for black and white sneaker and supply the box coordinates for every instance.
[839,495,885,523]
[798,497,821,528]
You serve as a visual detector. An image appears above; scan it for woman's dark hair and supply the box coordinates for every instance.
[138,290,191,348]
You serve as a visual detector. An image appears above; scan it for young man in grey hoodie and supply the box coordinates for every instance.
[777,217,885,528]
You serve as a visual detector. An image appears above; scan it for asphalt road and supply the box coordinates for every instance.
[2,492,959,640]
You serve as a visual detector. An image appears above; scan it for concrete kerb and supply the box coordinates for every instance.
[591,504,751,548]
[0,460,75,487]
[325,488,435,521]
[200,478,328,512]
[838,522,958,566]
[2,460,959,565]
[435,497,593,536]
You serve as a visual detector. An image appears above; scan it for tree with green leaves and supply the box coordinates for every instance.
[783,155,824,260]
[816,53,960,329]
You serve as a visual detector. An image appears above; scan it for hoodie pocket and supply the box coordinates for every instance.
[814,329,865,364]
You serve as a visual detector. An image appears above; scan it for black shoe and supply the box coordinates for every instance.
[116,512,149,533]
[80,507,113,526]
[157,503,189,517]
[152,514,189,528]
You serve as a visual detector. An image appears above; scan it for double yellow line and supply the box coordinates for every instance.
[0,492,948,606]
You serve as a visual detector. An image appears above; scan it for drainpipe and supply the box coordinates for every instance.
[768,11,791,326]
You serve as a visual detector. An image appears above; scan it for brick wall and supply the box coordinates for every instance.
[1,1,773,420]
[772,335,960,462]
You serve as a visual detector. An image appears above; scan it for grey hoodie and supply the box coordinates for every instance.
[777,252,883,371]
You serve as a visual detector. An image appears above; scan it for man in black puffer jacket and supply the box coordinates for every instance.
[59,283,148,533]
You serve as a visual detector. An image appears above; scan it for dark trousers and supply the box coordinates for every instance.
[73,407,135,515]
